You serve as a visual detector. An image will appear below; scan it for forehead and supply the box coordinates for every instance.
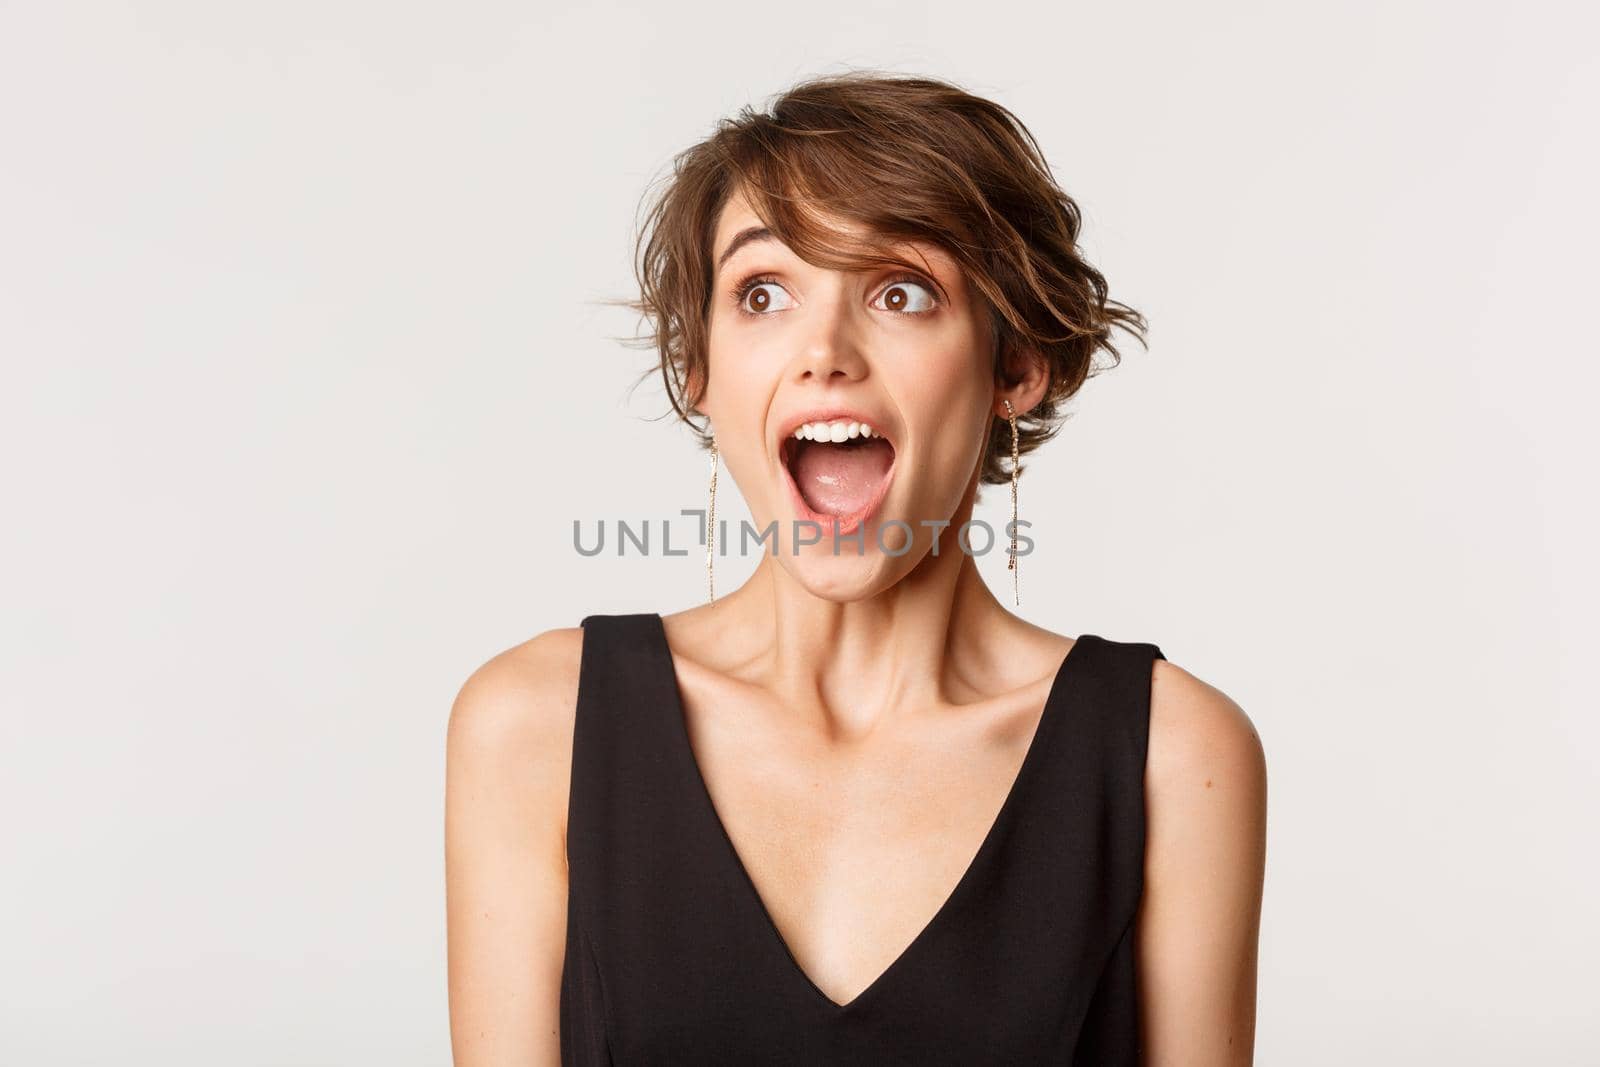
[711,186,765,243]
[711,185,958,278]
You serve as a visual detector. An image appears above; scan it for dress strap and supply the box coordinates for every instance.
[1043,634,1166,1066]
[568,614,682,892]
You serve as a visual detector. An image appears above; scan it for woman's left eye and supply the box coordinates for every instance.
[873,277,938,314]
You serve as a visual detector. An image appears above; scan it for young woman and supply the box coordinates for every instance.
[446,71,1267,1066]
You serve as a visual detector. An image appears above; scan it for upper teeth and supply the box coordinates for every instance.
[793,419,877,442]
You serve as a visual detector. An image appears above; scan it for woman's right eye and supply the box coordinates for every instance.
[733,277,796,316]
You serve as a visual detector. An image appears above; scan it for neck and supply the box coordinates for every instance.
[708,481,1023,721]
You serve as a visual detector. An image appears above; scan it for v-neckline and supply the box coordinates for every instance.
[645,613,1093,1014]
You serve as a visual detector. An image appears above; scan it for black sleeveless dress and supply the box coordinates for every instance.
[562,613,1166,1065]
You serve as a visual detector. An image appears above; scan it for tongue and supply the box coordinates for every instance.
[791,439,894,516]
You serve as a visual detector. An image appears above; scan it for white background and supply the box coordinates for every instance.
[3,2,1595,1063]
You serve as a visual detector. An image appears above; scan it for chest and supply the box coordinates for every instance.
[675,680,1049,1009]
[561,617,1154,1064]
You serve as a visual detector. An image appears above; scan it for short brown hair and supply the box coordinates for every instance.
[620,69,1147,485]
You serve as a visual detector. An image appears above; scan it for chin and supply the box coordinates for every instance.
[776,548,907,603]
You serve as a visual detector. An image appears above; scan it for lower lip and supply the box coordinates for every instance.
[779,446,898,539]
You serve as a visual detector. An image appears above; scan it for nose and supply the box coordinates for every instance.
[791,291,870,384]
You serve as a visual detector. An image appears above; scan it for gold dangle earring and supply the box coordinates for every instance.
[706,432,719,604]
[1004,400,1020,607]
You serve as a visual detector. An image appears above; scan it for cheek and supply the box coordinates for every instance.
[702,334,783,494]
[702,328,768,416]
[897,338,993,450]
[896,342,992,492]
[896,313,993,399]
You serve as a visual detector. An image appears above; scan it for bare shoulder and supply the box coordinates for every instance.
[446,627,586,842]
[450,627,585,731]
[1147,656,1267,808]
[445,627,586,1064]
[1136,655,1266,1063]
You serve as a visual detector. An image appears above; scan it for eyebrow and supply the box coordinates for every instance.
[712,225,955,294]
[715,226,777,274]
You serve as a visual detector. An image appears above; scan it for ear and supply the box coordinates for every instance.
[993,345,1049,419]
[683,359,709,412]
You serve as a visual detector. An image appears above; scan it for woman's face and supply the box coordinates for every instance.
[700,188,1002,600]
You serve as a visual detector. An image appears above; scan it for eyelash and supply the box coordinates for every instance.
[728,272,940,318]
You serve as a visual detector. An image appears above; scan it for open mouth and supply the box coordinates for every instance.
[779,419,897,536]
